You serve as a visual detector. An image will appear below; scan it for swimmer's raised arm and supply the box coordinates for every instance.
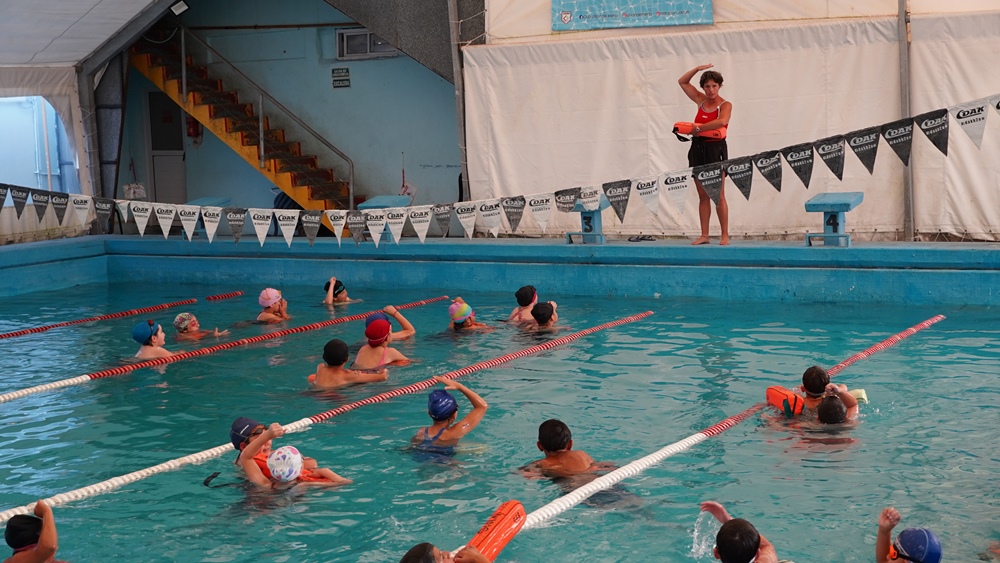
[385,305,415,340]
[436,376,487,438]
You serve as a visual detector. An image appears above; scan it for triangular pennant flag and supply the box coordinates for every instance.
[578,186,600,211]
[501,196,526,233]
[325,210,347,246]
[692,163,725,205]
[0,184,8,207]
[724,158,754,201]
[154,203,177,239]
[385,207,407,244]
[880,118,915,165]
[30,189,50,222]
[949,98,989,149]
[477,199,502,237]
[346,210,366,245]
[364,210,387,248]
[527,193,553,233]
[408,205,433,243]
[175,205,201,241]
[10,187,30,220]
[247,208,273,246]
[554,188,581,213]
[454,201,478,239]
[130,201,153,235]
[753,151,783,192]
[50,193,69,225]
[70,194,92,225]
[223,207,247,244]
[633,175,659,215]
[92,197,115,234]
[432,203,453,237]
[299,210,323,246]
[814,135,846,181]
[114,199,131,223]
[780,143,815,189]
[201,206,222,243]
[846,127,880,175]
[602,180,631,223]
[275,209,300,247]
[990,93,1000,117]
[662,169,693,213]
[914,109,949,156]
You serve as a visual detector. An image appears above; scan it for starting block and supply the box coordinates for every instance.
[804,192,864,247]
[565,194,610,245]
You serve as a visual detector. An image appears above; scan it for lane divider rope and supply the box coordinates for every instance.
[0,299,198,341]
[0,311,653,523]
[205,291,244,301]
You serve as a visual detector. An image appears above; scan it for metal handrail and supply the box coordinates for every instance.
[177,23,354,209]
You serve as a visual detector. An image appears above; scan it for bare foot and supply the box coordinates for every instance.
[691,236,711,245]
[720,236,730,246]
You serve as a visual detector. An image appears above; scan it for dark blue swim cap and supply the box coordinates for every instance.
[131,320,160,344]
[895,528,942,563]
[365,312,390,326]
[428,390,458,421]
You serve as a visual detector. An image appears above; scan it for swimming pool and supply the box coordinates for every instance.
[1,281,997,562]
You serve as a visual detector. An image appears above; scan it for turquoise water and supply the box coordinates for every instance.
[1,283,998,562]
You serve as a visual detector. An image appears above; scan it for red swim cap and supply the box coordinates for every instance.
[365,319,391,346]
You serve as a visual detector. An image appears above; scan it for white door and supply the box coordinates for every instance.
[146,92,187,203]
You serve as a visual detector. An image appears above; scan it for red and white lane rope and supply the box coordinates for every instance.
[0,296,449,404]
[0,299,198,341]
[204,291,244,301]
[0,311,653,523]
[519,313,946,530]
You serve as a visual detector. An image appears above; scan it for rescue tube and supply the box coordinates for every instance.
[466,500,526,561]
[766,386,804,418]
[673,121,727,139]
[849,388,868,403]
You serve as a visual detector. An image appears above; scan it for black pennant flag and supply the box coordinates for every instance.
[880,118,914,166]
[501,196,526,233]
[224,207,247,244]
[30,189,51,222]
[814,135,846,181]
[346,210,366,245]
[50,193,69,225]
[0,184,8,207]
[9,186,29,219]
[300,210,322,246]
[724,157,754,201]
[602,180,631,223]
[780,143,815,189]
[92,197,115,234]
[753,151,783,192]
[554,188,581,213]
[914,109,949,156]
[692,163,725,206]
[846,127,880,175]
[432,203,452,237]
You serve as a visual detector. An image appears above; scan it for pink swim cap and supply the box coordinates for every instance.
[449,302,473,322]
[259,288,282,308]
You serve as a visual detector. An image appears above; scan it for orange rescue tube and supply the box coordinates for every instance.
[466,500,526,561]
[673,121,726,139]
[766,385,804,418]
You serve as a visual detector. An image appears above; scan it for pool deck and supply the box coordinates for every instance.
[2,235,998,305]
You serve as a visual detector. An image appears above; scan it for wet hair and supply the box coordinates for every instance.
[399,542,436,563]
[817,395,848,424]
[322,339,349,366]
[531,302,554,325]
[802,365,830,397]
[700,70,724,87]
[452,319,467,330]
[515,285,536,307]
[538,419,572,452]
[715,518,761,563]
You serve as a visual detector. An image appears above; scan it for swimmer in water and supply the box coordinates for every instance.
[364,306,416,341]
[3,500,66,563]
[131,319,175,360]
[230,418,351,488]
[173,312,229,341]
[411,377,488,455]
[323,277,359,305]
[399,543,489,563]
[508,285,537,324]
[309,339,387,388]
[353,313,411,370]
[256,288,290,324]
[529,301,559,331]
[448,297,491,332]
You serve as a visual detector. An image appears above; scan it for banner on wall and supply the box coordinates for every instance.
[477,199,503,237]
[780,144,815,189]
[176,205,200,241]
[814,135,846,181]
[528,193,553,233]
[501,196,526,233]
[93,197,115,234]
[130,201,152,235]
[248,208,273,246]
[552,0,713,31]
[633,175,659,216]
[326,210,347,246]
[880,118,914,165]
[30,190,50,222]
[224,207,247,244]
[950,98,989,149]
[50,193,69,226]
[408,205,433,243]
[275,209,300,247]
[300,210,323,246]
[201,206,222,243]
[914,109,949,156]
[10,187,29,219]
[154,203,176,239]
[432,203,453,237]
[724,158,753,201]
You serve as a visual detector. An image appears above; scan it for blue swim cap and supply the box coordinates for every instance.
[428,390,458,421]
[131,320,160,344]
[365,312,390,326]
[895,528,942,563]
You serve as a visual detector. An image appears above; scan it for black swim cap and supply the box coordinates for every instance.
[323,339,349,366]
[515,286,536,307]
[4,514,41,550]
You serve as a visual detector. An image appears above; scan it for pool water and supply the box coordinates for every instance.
[1,283,998,562]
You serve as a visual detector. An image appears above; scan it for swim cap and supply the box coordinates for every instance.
[449,302,473,323]
[230,416,262,449]
[267,445,303,482]
[365,319,391,346]
[259,288,282,308]
[323,339,349,366]
[895,528,942,563]
[365,312,390,326]
[4,514,41,550]
[173,312,195,332]
[428,389,458,421]
[131,320,160,345]
[323,279,346,296]
[515,285,536,307]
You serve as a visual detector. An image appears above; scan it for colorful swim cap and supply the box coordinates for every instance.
[449,302,473,323]
[428,389,458,421]
[365,312,390,326]
[131,320,160,344]
[267,445,303,482]
[259,288,282,308]
[173,312,195,332]
[895,528,943,563]
[230,417,262,449]
[365,319,391,346]
[4,514,42,550]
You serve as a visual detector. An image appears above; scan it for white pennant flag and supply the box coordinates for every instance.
[579,186,601,211]
[275,209,300,247]
[385,207,407,244]
[477,198,502,237]
[153,203,176,239]
[365,210,387,248]
[527,193,553,233]
[130,201,153,235]
[175,205,201,241]
[662,169,694,214]
[325,210,347,247]
[201,206,222,243]
[634,175,660,216]
[408,205,433,243]
[115,199,131,222]
[454,201,478,239]
[71,194,92,225]
[248,208,273,246]
[950,98,990,149]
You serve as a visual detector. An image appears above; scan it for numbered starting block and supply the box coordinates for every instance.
[804,192,864,247]
[565,194,610,245]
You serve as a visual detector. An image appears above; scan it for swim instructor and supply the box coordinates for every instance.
[678,63,732,246]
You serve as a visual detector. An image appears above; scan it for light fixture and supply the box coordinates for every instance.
[170,1,189,16]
